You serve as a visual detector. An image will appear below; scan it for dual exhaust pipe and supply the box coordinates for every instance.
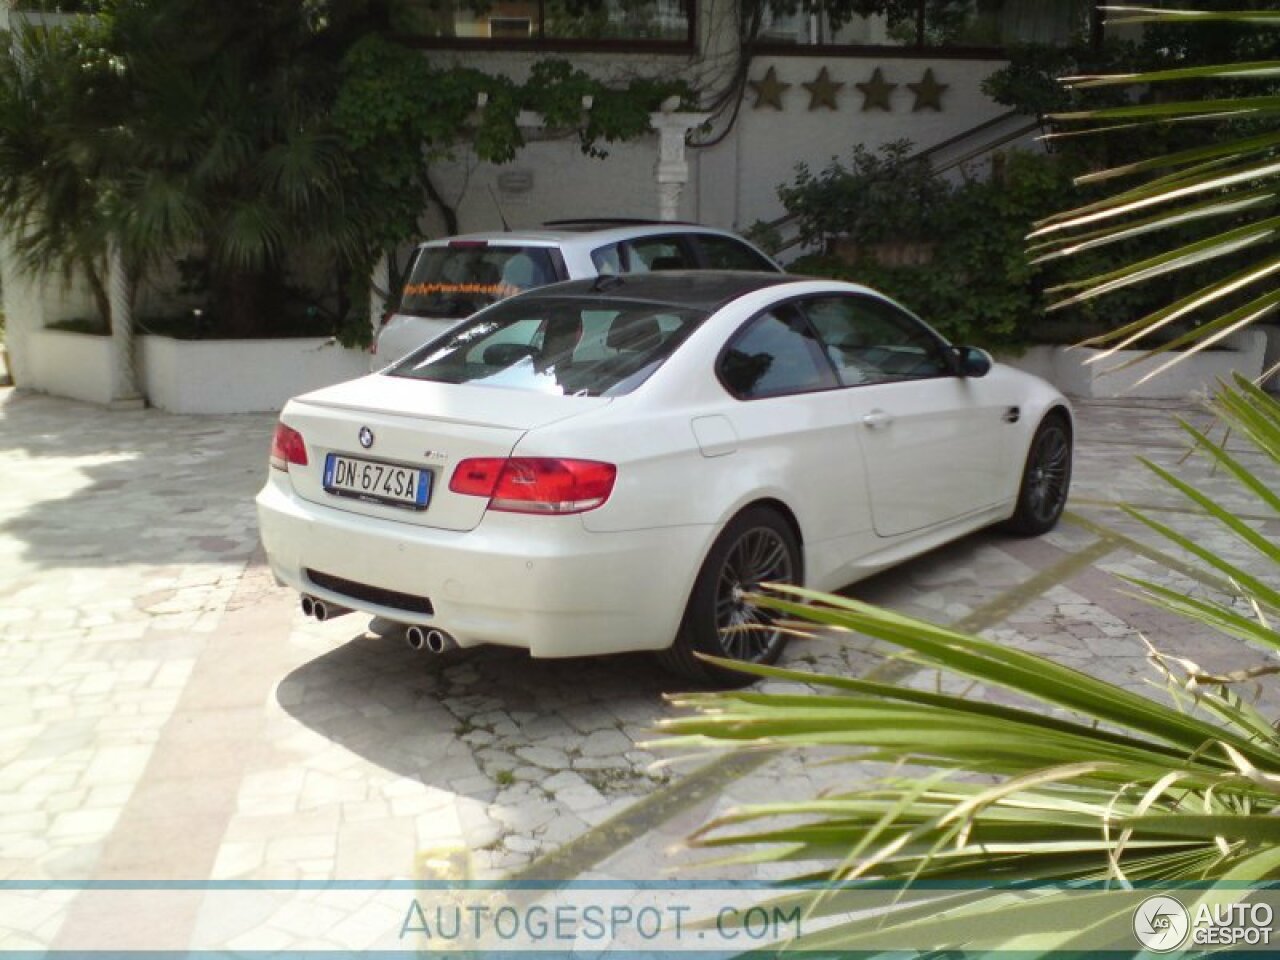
[300,594,455,653]
[300,594,351,622]
[405,625,458,655]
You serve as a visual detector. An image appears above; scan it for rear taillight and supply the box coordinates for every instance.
[449,457,616,514]
[270,423,309,472]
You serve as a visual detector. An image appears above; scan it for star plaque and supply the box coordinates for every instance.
[855,68,895,112]
[803,67,843,111]
[908,68,948,112]
[748,67,790,111]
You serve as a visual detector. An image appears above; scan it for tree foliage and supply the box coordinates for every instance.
[0,0,686,341]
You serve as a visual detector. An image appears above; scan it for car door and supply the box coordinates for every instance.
[715,302,873,549]
[798,294,1009,538]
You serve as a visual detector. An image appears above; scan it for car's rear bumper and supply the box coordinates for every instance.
[256,473,710,657]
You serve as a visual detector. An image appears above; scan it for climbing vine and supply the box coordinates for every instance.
[334,35,691,255]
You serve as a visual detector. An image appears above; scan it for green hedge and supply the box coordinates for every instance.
[787,151,1081,348]
[775,143,1219,350]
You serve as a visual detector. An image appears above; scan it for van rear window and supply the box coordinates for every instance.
[398,246,558,319]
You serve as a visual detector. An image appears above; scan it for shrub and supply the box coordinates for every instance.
[788,150,1081,349]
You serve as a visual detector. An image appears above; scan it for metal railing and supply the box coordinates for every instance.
[758,110,1043,258]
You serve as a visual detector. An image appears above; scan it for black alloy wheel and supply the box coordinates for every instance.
[659,506,800,685]
[1006,414,1072,536]
[713,524,795,662]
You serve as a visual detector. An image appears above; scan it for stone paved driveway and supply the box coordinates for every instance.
[2,385,1278,948]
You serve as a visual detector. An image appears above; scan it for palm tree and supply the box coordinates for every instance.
[0,20,117,328]
[0,1,384,344]
[110,0,378,338]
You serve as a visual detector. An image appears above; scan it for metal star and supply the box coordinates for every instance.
[748,67,790,111]
[908,68,948,112]
[855,67,896,112]
[803,67,843,111]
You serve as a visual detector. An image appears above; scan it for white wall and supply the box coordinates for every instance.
[423,46,1014,238]
[24,330,116,405]
[1002,330,1268,400]
[422,135,697,236]
[0,233,103,388]
[139,336,368,414]
[699,55,1011,231]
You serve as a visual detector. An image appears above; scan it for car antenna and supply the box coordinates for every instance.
[487,185,511,232]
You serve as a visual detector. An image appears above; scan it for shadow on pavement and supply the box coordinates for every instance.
[276,627,683,797]
[1,390,273,570]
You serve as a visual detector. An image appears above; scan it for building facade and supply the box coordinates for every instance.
[391,0,1099,236]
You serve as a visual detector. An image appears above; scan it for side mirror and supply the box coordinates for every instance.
[954,346,992,378]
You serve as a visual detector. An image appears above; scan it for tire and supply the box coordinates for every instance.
[657,506,801,686]
[1004,412,1072,536]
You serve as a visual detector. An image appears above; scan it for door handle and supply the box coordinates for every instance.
[862,410,894,430]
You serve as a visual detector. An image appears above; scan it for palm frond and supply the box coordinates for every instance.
[1035,11,1280,360]
[668,379,1280,950]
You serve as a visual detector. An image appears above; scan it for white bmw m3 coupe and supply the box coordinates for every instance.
[257,272,1072,682]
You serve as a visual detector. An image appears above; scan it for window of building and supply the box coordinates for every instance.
[758,0,1096,51]
[390,0,693,46]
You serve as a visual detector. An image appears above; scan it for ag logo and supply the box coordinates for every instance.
[1134,895,1189,952]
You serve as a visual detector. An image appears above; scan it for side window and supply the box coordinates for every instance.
[694,234,778,272]
[590,243,623,275]
[622,236,693,272]
[802,295,952,386]
[718,306,837,400]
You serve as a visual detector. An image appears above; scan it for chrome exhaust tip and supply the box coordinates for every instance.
[406,625,428,651]
[300,595,315,618]
[312,599,352,622]
[425,629,457,654]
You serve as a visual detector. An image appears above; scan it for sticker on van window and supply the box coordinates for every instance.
[403,282,521,298]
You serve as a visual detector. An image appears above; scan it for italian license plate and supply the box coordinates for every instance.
[323,454,431,510]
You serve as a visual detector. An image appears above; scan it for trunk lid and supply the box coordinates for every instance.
[283,375,610,531]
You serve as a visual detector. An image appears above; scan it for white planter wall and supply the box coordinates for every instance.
[1259,324,1280,393]
[139,336,368,414]
[25,330,117,405]
[1002,329,1268,400]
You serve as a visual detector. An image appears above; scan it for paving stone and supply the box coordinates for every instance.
[578,729,632,758]
[502,834,539,854]
[265,834,337,864]
[514,746,570,770]
[542,770,588,792]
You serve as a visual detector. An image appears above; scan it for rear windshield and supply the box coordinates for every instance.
[388,296,708,397]
[397,244,558,319]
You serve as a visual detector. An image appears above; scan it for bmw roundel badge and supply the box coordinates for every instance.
[358,426,375,449]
